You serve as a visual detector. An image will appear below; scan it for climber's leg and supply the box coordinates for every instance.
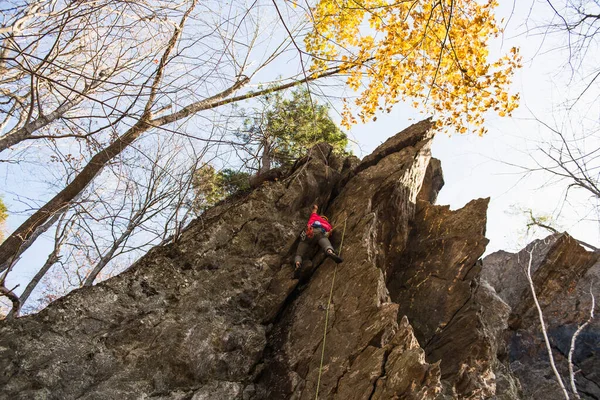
[317,232,343,264]
[316,233,334,253]
[295,239,310,268]
[326,249,343,264]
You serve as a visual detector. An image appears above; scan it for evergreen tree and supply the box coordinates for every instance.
[192,89,347,211]
[239,88,349,174]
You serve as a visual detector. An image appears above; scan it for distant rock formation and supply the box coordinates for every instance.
[1,119,598,399]
[482,234,600,399]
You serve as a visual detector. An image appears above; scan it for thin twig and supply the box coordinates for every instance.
[525,247,570,400]
[567,284,595,398]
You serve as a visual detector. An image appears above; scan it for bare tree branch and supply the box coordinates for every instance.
[526,209,599,252]
[568,284,595,398]
[524,246,570,400]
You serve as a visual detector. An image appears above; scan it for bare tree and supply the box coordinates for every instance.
[541,0,600,104]
[0,0,345,274]
[6,133,207,315]
[525,209,599,251]
[513,5,600,385]
[515,111,600,252]
[567,285,595,399]
[521,243,597,399]
[5,211,75,317]
[80,135,207,286]
[0,0,177,152]
[506,1,600,257]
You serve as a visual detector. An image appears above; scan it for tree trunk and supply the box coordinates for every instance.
[0,209,65,272]
[0,0,200,272]
[0,121,149,272]
[83,223,136,287]
[10,249,60,317]
[0,88,94,153]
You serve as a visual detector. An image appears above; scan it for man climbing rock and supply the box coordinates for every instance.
[295,204,343,274]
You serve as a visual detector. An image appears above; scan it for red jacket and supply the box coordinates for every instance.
[307,213,332,232]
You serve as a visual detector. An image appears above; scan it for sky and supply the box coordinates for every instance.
[1,0,599,307]
[347,0,600,254]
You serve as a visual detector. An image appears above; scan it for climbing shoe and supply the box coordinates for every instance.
[326,249,343,264]
[293,262,302,279]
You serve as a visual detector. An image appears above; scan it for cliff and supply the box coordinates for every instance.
[1,120,598,400]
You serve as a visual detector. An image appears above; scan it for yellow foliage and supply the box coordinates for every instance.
[305,0,521,134]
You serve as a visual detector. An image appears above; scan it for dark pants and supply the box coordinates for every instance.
[294,230,333,265]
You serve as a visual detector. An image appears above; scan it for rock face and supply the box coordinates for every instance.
[0,120,441,400]
[257,119,441,399]
[482,234,600,400]
[387,198,516,399]
[1,118,597,400]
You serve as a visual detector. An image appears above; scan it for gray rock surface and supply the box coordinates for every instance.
[386,195,522,399]
[7,118,596,400]
[482,234,600,400]
[257,118,441,399]
[0,120,446,399]
[0,139,343,399]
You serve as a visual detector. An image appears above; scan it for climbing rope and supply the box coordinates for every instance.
[314,218,347,400]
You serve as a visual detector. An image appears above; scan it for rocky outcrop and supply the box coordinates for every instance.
[482,234,600,400]
[0,120,449,400]
[416,157,444,204]
[385,186,522,399]
[4,117,596,400]
[257,119,441,399]
[0,148,334,399]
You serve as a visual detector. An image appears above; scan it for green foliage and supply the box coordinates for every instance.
[192,165,221,210]
[0,198,7,242]
[192,89,347,213]
[241,87,350,169]
[217,169,251,195]
[191,166,250,212]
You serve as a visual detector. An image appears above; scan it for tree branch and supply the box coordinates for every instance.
[524,246,570,400]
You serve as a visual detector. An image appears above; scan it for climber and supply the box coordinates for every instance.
[294,204,343,273]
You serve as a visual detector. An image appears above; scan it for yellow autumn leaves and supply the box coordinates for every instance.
[304,0,521,135]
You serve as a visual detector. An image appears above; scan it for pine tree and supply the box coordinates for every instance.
[239,88,349,174]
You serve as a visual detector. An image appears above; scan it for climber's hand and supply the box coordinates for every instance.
[312,204,318,213]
